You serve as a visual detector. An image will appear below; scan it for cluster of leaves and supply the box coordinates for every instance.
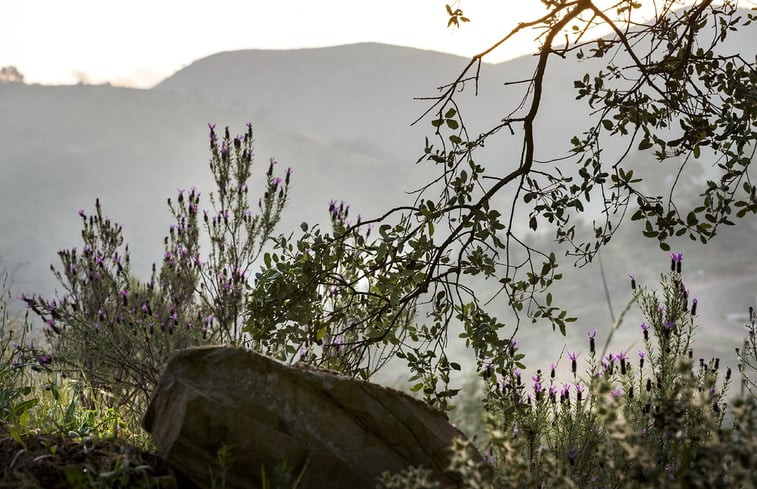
[20,123,290,418]
[0,65,24,84]
[247,0,755,410]
[248,204,459,399]
[383,256,756,488]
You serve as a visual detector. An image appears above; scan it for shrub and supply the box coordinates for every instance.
[382,254,756,488]
[21,123,290,417]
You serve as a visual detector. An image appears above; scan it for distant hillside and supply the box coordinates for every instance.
[0,81,425,296]
[154,43,581,164]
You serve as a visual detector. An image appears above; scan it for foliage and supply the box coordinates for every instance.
[0,65,24,84]
[247,0,756,410]
[382,257,757,488]
[20,123,290,417]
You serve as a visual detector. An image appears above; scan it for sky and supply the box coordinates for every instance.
[0,0,560,88]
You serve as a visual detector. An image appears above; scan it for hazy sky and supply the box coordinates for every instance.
[1,0,559,88]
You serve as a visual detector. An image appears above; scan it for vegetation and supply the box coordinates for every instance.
[248,0,757,413]
[380,259,757,488]
[1,0,756,487]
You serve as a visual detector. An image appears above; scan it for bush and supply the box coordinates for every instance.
[382,254,757,488]
[21,123,290,418]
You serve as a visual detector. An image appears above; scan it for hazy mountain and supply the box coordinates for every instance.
[0,80,425,295]
[154,43,581,164]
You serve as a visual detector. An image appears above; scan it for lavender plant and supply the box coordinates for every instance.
[380,255,755,488]
[455,254,751,488]
[0,273,41,422]
[21,123,289,416]
[736,305,757,397]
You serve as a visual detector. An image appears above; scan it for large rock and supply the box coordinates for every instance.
[143,346,480,489]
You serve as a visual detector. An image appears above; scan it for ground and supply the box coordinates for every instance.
[0,432,173,488]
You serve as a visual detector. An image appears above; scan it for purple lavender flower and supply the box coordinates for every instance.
[533,381,543,400]
[567,448,577,465]
[568,351,579,373]
[482,360,494,380]
[616,351,628,374]
[691,298,698,316]
[629,273,636,290]
[575,382,585,402]
[37,354,52,368]
[610,387,623,398]
[641,321,650,341]
[588,329,597,353]
[670,252,683,272]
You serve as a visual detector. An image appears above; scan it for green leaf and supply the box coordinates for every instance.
[444,108,457,119]
[9,398,38,418]
[446,119,459,130]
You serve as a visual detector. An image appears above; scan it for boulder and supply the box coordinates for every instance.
[143,345,480,489]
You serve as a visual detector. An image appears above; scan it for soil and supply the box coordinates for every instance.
[0,432,174,488]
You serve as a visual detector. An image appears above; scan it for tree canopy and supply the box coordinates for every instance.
[248,0,756,409]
